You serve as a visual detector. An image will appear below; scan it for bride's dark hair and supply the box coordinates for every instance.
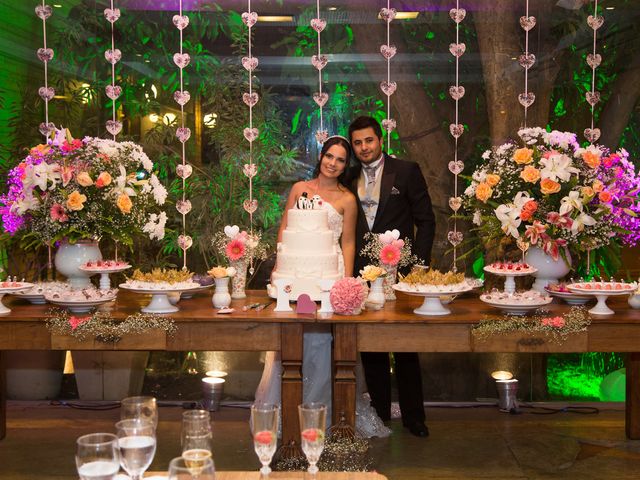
[312,136,352,185]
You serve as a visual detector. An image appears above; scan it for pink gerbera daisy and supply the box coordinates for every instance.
[50,203,69,223]
[380,244,401,266]
[225,238,246,261]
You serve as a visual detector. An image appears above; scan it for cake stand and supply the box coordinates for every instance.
[392,284,474,316]
[0,282,34,314]
[544,287,591,306]
[483,266,537,294]
[119,283,204,314]
[566,282,636,315]
[45,294,116,314]
[480,294,552,315]
[79,264,131,290]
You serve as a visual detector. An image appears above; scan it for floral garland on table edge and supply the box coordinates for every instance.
[46,308,177,343]
[360,230,417,269]
[472,307,591,345]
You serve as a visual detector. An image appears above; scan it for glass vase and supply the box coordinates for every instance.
[382,264,398,300]
[230,259,247,299]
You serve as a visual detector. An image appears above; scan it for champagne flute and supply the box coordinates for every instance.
[181,410,213,477]
[298,402,326,476]
[250,403,278,477]
[115,418,156,480]
[168,456,215,480]
[75,433,120,480]
[120,396,158,428]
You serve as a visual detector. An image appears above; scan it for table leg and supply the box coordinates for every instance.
[626,352,640,439]
[332,324,357,427]
[280,323,303,444]
[0,351,5,440]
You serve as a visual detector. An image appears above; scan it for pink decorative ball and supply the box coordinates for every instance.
[330,277,366,315]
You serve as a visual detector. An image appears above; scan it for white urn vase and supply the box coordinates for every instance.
[212,277,232,308]
[525,246,571,292]
[55,239,102,289]
[365,277,386,310]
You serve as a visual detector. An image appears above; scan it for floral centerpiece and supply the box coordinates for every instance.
[359,265,387,310]
[207,266,237,309]
[330,277,367,315]
[463,127,640,261]
[0,128,168,246]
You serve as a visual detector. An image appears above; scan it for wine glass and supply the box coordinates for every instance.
[298,402,327,476]
[75,433,120,480]
[120,396,158,428]
[115,418,156,480]
[181,410,213,477]
[250,403,278,477]
[168,456,215,480]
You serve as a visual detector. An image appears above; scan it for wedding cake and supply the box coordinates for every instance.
[270,195,341,300]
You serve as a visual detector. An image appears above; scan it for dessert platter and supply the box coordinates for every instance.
[480,290,553,315]
[11,281,68,305]
[180,273,215,299]
[544,283,592,306]
[119,269,207,313]
[79,260,131,290]
[45,287,118,313]
[393,268,482,316]
[566,281,637,315]
[483,261,537,294]
[0,279,35,314]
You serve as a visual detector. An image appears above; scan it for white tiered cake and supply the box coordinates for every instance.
[271,208,341,300]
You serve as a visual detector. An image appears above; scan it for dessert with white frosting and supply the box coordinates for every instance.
[480,289,551,305]
[484,261,536,275]
[45,287,118,302]
[80,260,130,271]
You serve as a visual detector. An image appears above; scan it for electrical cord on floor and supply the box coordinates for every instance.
[514,403,600,415]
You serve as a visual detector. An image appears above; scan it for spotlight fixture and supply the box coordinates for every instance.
[258,15,294,22]
[491,370,514,380]
[377,11,419,20]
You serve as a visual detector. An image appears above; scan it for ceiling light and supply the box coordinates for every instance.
[605,6,615,10]
[53,4,62,7]
[491,370,514,380]
[327,6,337,11]
[149,113,159,123]
[378,11,419,20]
[258,15,293,22]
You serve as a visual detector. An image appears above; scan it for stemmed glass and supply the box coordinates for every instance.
[168,456,215,480]
[115,418,156,480]
[76,433,120,480]
[181,410,213,477]
[120,396,158,428]
[298,402,327,476]
[249,403,279,477]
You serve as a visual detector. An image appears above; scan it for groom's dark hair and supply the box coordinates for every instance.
[348,116,383,141]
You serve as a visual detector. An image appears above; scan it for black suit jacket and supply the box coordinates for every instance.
[347,154,436,274]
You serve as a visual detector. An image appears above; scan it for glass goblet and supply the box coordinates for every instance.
[115,418,156,480]
[250,403,278,477]
[168,456,215,480]
[298,402,327,476]
[120,396,158,428]
[181,410,213,476]
[75,432,120,480]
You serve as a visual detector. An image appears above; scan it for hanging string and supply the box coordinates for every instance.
[104,1,122,139]
[518,0,537,126]
[584,0,603,144]
[379,3,397,153]
[311,0,328,143]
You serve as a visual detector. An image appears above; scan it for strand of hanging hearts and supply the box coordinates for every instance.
[518,0,536,124]
[379,4,397,151]
[311,0,328,143]
[104,1,122,138]
[584,1,603,144]
[36,2,55,137]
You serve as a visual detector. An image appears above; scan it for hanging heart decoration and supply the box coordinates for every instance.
[176,199,192,215]
[105,48,122,64]
[586,91,601,107]
[38,86,55,101]
[448,42,466,58]
[315,130,329,144]
[382,118,396,132]
[447,231,464,247]
[311,54,328,70]
[241,11,258,28]
[449,85,465,100]
[243,127,259,142]
[313,92,329,107]
[104,8,121,23]
[173,90,191,106]
[105,85,122,100]
[243,199,258,214]
[519,15,536,31]
[584,127,601,143]
[380,81,397,96]
[38,122,56,136]
[379,7,396,22]
[241,56,259,71]
[587,14,604,30]
[105,120,123,136]
[449,8,466,23]
[380,44,397,60]
[176,164,193,179]
[37,48,54,62]
[177,235,193,251]
[516,238,530,253]
[243,163,258,178]
[242,92,259,107]
[518,92,536,108]
[176,127,192,143]
[518,53,536,69]
[310,18,326,33]
[449,123,464,138]
[35,4,53,20]
[448,160,464,175]
[448,196,462,212]
[586,53,602,69]
[173,52,190,69]
[172,14,189,30]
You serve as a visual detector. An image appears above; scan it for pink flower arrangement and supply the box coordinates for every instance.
[380,244,401,266]
[213,224,268,264]
[225,238,246,261]
[50,203,68,223]
[330,277,366,315]
[360,230,417,270]
[541,316,565,328]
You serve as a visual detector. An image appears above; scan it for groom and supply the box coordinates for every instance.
[347,116,436,437]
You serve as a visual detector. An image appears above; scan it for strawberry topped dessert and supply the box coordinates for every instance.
[484,261,537,275]
[81,260,130,270]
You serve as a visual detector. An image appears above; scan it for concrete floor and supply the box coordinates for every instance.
[1,401,640,479]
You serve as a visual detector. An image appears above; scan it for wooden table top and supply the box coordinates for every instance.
[146,472,387,479]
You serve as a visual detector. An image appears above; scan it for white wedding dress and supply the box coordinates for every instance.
[255,202,391,437]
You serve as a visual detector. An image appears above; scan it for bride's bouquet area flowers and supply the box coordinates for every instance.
[463,127,640,259]
[0,129,167,245]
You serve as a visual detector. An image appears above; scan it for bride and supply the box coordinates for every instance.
[255,135,390,437]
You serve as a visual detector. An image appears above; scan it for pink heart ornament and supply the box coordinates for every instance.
[380,81,397,96]
[38,86,55,101]
[587,15,604,30]
[243,92,259,107]
[37,48,54,62]
[176,164,193,179]
[295,294,317,314]
[584,128,601,143]
[449,85,465,100]
[310,18,326,32]
[379,7,396,23]
[313,92,329,107]
[448,160,464,175]
[177,235,193,251]
[172,14,189,30]
[173,90,191,106]
[518,92,536,108]
[449,43,466,58]
[243,163,257,178]
[173,53,191,69]
[518,53,536,69]
[39,122,56,136]
[382,118,396,132]
[243,127,259,142]
[104,8,121,23]
[449,8,466,23]
[106,120,122,136]
[449,197,462,212]
[449,123,464,138]
[176,127,191,143]
[241,56,259,71]
[586,91,601,107]
[380,44,397,60]
[447,230,463,247]
[315,130,329,143]
[105,85,122,100]
[311,54,328,71]
[586,53,602,69]
[35,4,52,20]
[241,11,258,28]
[519,15,536,31]
[105,49,122,64]
[176,199,192,215]
[243,199,258,214]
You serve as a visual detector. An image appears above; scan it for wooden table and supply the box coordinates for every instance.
[147,472,387,479]
[321,294,640,439]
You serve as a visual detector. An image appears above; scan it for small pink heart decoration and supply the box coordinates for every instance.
[173,90,191,106]
[242,92,259,107]
[176,127,191,143]
[243,127,259,142]
[311,54,328,71]
[176,199,192,215]
[296,294,317,314]
[106,120,122,136]
[37,48,54,62]
[586,91,600,107]
[35,4,52,20]
[105,85,122,100]
[449,85,465,100]
[449,123,464,139]
[177,234,193,250]
[380,81,397,96]
[310,17,326,32]
[586,53,602,69]
[519,15,536,31]
[518,92,536,108]
[518,53,536,69]
[243,199,258,214]
[243,163,257,178]
[584,128,601,143]
[379,7,396,23]
[382,118,396,132]
[315,130,329,143]
[173,53,190,69]
[105,49,122,64]
[313,92,329,107]
[241,11,258,28]
[516,238,530,253]
[39,122,56,136]
[449,43,466,58]
[172,14,189,30]
[241,56,259,71]
[447,230,463,247]
[38,86,55,101]
[449,196,462,212]
[104,8,121,23]
[587,15,604,30]
[449,8,466,23]
[176,164,193,179]
[380,44,397,60]
[448,160,464,175]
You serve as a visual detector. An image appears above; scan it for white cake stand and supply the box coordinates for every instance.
[119,283,202,314]
[392,284,473,316]
[79,264,131,290]
[480,294,553,316]
[566,284,635,315]
[0,282,34,314]
[45,295,116,314]
[483,266,537,294]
